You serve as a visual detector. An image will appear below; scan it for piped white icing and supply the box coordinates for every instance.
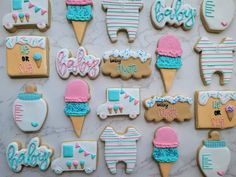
[103,49,151,63]
[145,95,193,108]
[6,36,46,49]
[198,91,236,105]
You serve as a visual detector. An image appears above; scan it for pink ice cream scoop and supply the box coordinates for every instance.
[66,0,93,5]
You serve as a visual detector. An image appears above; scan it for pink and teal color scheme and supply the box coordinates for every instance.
[153,127,179,163]
[156,34,183,69]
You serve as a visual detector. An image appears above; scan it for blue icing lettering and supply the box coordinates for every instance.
[117,64,137,76]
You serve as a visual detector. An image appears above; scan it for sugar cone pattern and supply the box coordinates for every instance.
[71,116,85,137]
[227,112,234,121]
[159,163,172,177]
[160,69,176,93]
[72,21,88,45]
[35,60,42,68]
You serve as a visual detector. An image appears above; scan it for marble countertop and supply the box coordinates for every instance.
[0,0,236,177]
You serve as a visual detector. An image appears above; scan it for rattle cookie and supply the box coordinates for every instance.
[3,0,51,32]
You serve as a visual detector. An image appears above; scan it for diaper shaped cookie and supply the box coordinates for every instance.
[64,79,90,137]
[13,84,47,132]
[100,126,141,174]
[6,36,49,78]
[195,37,236,85]
[144,95,193,122]
[201,0,235,33]
[102,0,143,43]
[195,91,236,129]
[97,88,140,119]
[56,47,101,79]
[6,137,53,173]
[51,141,97,174]
[198,131,231,177]
[102,49,152,80]
[151,0,197,30]
[3,0,51,32]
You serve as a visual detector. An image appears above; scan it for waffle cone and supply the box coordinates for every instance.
[160,69,177,93]
[70,116,85,137]
[159,162,173,177]
[35,60,42,68]
[72,21,88,45]
[227,111,234,121]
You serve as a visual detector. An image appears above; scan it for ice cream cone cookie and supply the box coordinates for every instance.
[153,127,179,177]
[156,35,183,93]
[64,79,90,137]
[198,131,231,177]
[66,0,93,44]
[225,105,234,121]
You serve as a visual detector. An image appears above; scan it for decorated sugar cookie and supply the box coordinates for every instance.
[6,137,53,173]
[3,0,50,32]
[151,0,197,30]
[153,127,179,177]
[100,126,141,174]
[195,37,236,85]
[102,0,143,43]
[195,91,236,129]
[156,34,183,93]
[102,49,152,80]
[66,0,93,44]
[144,95,193,122]
[56,47,101,79]
[198,131,231,177]
[64,79,90,137]
[51,141,97,174]
[6,36,49,78]
[201,0,235,33]
[97,88,140,119]
[13,84,47,132]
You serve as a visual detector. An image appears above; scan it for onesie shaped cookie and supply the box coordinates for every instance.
[6,36,49,78]
[66,0,93,44]
[195,37,236,85]
[3,0,51,32]
[102,0,143,43]
[102,49,152,80]
[195,91,236,129]
[13,84,47,132]
[97,88,140,119]
[6,137,53,173]
[144,95,193,122]
[56,47,101,79]
[51,141,97,174]
[198,131,231,177]
[151,0,197,30]
[201,0,235,33]
[100,126,141,174]
[64,79,90,137]
[156,34,183,93]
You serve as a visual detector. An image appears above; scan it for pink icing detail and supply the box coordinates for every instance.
[66,0,93,5]
[73,161,79,166]
[84,151,90,156]
[134,99,139,105]
[29,1,35,8]
[217,171,225,176]
[12,13,18,18]
[108,105,113,109]
[153,127,179,148]
[41,9,47,15]
[25,13,30,18]
[119,105,123,109]
[75,143,80,148]
[221,22,228,27]
[156,34,183,57]
[64,79,90,102]
[124,94,129,99]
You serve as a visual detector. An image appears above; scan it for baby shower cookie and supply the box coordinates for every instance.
[156,34,183,93]
[201,0,235,33]
[153,127,179,177]
[13,84,47,132]
[56,47,101,79]
[6,137,53,173]
[102,0,143,43]
[198,131,231,177]
[3,0,51,32]
[144,95,193,122]
[97,88,140,119]
[195,91,236,129]
[195,37,236,85]
[64,79,90,137]
[151,0,197,30]
[102,49,152,80]
[100,126,141,174]
[66,0,93,44]
[51,140,97,174]
[6,36,49,78]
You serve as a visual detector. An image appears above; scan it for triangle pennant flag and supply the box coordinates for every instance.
[29,1,34,8]
[34,6,41,13]
[41,9,47,15]
[129,96,135,102]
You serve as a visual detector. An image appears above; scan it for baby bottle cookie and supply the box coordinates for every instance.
[3,0,51,32]
[13,84,47,132]
[198,131,231,177]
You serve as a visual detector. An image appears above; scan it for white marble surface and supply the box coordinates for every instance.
[0,0,236,177]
